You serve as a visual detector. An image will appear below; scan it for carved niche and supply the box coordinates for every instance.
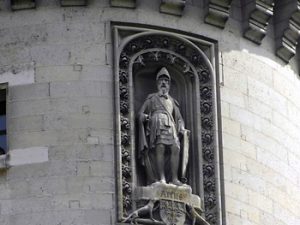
[114,24,224,225]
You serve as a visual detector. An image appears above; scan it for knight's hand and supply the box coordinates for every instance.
[144,114,150,122]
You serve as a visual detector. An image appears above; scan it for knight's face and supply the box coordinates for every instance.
[157,76,170,94]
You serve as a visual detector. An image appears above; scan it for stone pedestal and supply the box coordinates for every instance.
[123,183,209,225]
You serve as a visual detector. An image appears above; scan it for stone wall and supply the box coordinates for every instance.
[0,1,299,225]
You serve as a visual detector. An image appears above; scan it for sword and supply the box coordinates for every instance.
[181,129,190,180]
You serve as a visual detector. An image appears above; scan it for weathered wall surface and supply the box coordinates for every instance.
[0,1,299,225]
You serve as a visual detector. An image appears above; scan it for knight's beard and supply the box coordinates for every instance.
[158,86,169,95]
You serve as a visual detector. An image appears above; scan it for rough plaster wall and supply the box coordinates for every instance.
[0,1,299,225]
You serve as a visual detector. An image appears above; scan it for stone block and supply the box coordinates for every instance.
[29,177,67,197]
[223,65,247,94]
[272,111,299,139]
[246,96,272,121]
[6,180,30,199]
[35,65,81,83]
[49,81,104,98]
[225,182,249,203]
[221,51,248,72]
[31,43,106,67]
[266,184,289,211]
[68,43,107,66]
[229,105,262,130]
[231,167,267,194]
[1,196,53,215]
[69,200,80,208]
[9,83,49,101]
[221,86,246,108]
[30,45,71,66]
[248,77,288,115]
[52,193,113,210]
[240,140,257,160]
[256,147,298,184]
[0,25,47,49]
[273,203,299,224]
[240,124,288,161]
[7,146,48,167]
[273,70,295,98]
[90,161,114,178]
[86,136,99,145]
[87,177,114,193]
[287,102,300,126]
[225,197,248,216]
[44,22,105,46]
[221,101,230,117]
[43,113,113,131]
[47,160,77,177]
[9,96,113,118]
[288,153,300,174]
[6,210,84,225]
[222,117,241,137]
[0,63,35,86]
[101,144,114,162]
[223,148,246,170]
[76,161,90,176]
[76,145,103,161]
[248,190,273,214]
[90,129,114,146]
[222,133,241,152]
[84,209,112,225]
[79,65,113,82]
[8,131,58,149]
[66,176,90,194]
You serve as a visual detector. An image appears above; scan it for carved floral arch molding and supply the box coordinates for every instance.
[114,23,224,225]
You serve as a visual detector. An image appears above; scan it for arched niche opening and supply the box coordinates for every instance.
[114,24,223,225]
[132,58,200,189]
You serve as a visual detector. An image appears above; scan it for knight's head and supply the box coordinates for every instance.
[156,67,171,94]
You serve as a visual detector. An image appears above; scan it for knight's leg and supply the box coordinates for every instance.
[170,144,182,185]
[155,144,166,183]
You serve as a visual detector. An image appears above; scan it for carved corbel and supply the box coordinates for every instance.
[204,0,233,29]
[275,0,300,63]
[111,0,136,9]
[10,0,36,10]
[243,0,275,45]
[60,0,87,6]
[160,0,186,16]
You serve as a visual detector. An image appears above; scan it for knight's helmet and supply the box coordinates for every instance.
[156,67,171,81]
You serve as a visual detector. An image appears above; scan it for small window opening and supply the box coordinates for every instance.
[0,84,7,155]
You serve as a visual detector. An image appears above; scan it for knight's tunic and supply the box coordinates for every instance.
[139,93,184,152]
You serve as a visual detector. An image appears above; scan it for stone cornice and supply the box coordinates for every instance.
[111,0,136,8]
[60,0,87,6]
[204,0,234,29]
[243,0,275,45]
[11,0,35,10]
[3,0,300,65]
[160,0,186,16]
[275,0,300,63]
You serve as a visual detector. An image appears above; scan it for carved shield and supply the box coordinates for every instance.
[160,200,186,225]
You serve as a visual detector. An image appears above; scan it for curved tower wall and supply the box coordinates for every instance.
[0,1,299,225]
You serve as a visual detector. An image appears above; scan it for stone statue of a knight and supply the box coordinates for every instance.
[138,67,190,185]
